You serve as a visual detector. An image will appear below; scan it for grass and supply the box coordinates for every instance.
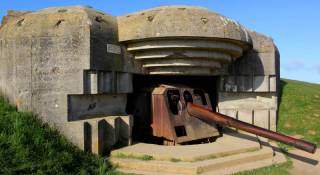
[0,96,123,175]
[237,79,320,175]
[278,79,320,146]
[0,78,318,175]
[113,153,154,161]
[233,161,292,175]
[170,158,182,162]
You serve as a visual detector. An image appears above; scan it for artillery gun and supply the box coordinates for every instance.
[132,84,316,153]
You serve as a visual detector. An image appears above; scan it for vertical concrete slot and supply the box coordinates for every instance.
[98,120,108,155]
[83,122,92,152]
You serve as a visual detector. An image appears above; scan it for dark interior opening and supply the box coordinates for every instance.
[126,74,218,144]
[167,90,180,115]
[183,90,193,103]
[175,126,187,137]
[194,89,208,105]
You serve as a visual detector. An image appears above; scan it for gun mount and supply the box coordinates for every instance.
[151,85,220,145]
[143,84,316,153]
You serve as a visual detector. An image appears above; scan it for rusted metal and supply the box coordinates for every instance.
[151,85,219,145]
[187,103,317,154]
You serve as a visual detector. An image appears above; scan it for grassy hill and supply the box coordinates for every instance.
[278,79,320,146]
[0,79,319,174]
[236,79,320,175]
[0,96,112,174]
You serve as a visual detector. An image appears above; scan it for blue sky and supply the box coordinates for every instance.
[1,0,319,84]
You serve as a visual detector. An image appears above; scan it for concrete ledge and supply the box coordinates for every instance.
[110,132,287,175]
[111,144,286,175]
[111,132,260,162]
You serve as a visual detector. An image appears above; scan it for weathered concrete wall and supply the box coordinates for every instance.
[0,5,280,154]
[218,30,280,131]
[0,6,134,154]
[117,6,252,76]
[118,6,251,43]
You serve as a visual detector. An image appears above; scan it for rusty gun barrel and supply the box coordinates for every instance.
[187,103,317,154]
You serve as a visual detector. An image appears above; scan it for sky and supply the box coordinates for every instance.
[1,0,319,84]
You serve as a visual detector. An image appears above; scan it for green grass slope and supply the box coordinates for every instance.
[0,78,318,174]
[278,79,320,146]
[229,79,320,175]
[0,97,110,175]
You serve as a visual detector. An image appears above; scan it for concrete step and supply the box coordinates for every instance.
[111,132,261,162]
[110,132,287,174]
[110,146,286,175]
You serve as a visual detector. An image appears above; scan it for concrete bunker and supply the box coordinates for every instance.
[0,5,286,160]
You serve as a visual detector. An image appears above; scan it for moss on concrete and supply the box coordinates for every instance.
[113,153,154,161]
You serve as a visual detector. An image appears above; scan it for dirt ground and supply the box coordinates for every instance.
[289,149,320,175]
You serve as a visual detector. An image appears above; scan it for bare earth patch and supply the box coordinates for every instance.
[289,149,320,175]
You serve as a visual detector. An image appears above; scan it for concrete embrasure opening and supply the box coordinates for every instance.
[126,74,221,145]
